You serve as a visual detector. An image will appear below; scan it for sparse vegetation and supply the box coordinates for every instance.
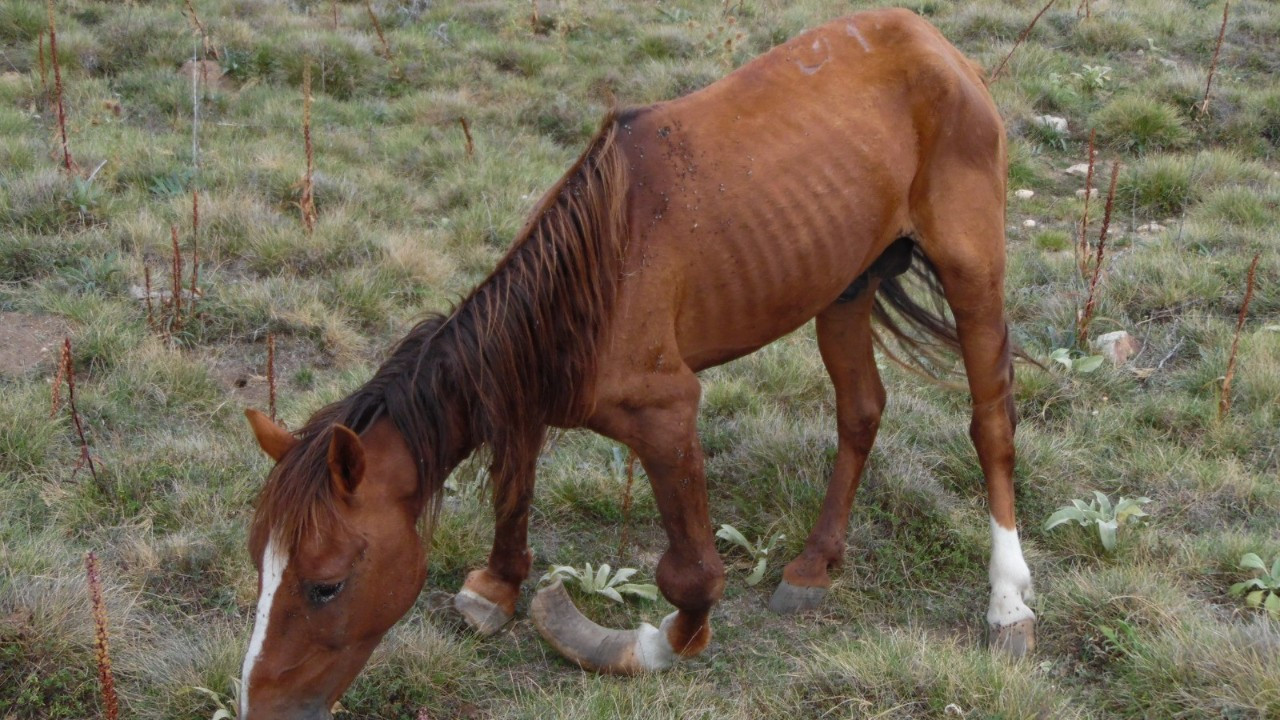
[2,1,1277,718]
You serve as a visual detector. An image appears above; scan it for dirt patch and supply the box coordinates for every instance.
[199,336,328,413]
[0,312,69,378]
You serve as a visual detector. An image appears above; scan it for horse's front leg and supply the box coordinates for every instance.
[454,428,545,636]
[531,365,724,674]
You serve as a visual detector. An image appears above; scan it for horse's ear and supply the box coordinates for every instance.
[245,408,297,462]
[327,425,365,496]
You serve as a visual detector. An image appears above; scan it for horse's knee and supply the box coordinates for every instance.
[656,548,724,612]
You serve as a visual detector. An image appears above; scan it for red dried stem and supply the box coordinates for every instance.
[300,58,317,234]
[1199,2,1229,116]
[267,333,278,423]
[989,0,1058,83]
[170,225,183,330]
[189,191,199,321]
[364,0,393,64]
[459,116,475,158]
[1079,129,1096,280]
[62,337,101,488]
[1219,253,1259,419]
[46,0,74,172]
[183,0,217,60]
[1078,162,1120,347]
[1077,0,1090,19]
[617,449,637,559]
[332,0,339,29]
[530,0,539,32]
[85,552,119,720]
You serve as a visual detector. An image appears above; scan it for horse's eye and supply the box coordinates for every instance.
[309,581,344,605]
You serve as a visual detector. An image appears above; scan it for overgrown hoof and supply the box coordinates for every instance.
[987,617,1036,657]
[768,580,828,614]
[530,579,676,674]
[453,587,513,636]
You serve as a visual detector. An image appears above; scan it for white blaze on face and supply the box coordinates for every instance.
[241,537,289,718]
[987,515,1035,627]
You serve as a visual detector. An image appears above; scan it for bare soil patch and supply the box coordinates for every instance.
[0,312,68,377]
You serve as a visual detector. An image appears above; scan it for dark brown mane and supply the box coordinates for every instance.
[253,112,630,551]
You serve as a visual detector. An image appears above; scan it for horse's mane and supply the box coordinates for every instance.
[253,112,630,552]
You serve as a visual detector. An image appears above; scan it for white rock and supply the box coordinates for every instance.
[1093,330,1140,366]
[1136,222,1165,233]
[1066,164,1092,177]
[1075,188,1100,199]
[1159,58,1178,70]
[1022,219,1038,228]
[1033,115,1068,133]
[1014,189,1035,199]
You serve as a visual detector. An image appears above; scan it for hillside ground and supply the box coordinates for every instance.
[1,0,1278,718]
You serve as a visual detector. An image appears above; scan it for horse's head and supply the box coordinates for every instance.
[239,409,427,719]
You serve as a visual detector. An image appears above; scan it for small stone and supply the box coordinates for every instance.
[1066,163,1092,177]
[1033,115,1068,133]
[1093,330,1140,366]
[1014,189,1035,199]
[1159,58,1178,70]
[1075,188,1100,199]
[1136,222,1165,233]
[1022,219,1038,228]
[944,704,965,717]
[178,59,230,91]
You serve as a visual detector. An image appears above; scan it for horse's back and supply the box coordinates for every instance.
[606,9,1000,372]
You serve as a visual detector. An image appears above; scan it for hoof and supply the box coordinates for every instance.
[768,580,827,614]
[453,588,513,636]
[987,617,1036,657]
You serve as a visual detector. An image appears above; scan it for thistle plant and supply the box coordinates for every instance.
[1229,553,1280,619]
[540,563,658,603]
[716,524,785,586]
[1045,492,1150,553]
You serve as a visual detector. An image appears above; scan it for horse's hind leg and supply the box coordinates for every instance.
[913,170,1036,656]
[770,283,885,613]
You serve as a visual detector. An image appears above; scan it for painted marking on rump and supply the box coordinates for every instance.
[845,22,873,53]
[241,538,288,718]
[987,515,1035,626]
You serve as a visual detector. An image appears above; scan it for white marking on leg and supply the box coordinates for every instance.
[635,611,678,671]
[987,516,1035,627]
[241,538,288,718]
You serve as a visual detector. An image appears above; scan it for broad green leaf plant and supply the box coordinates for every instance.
[716,523,785,586]
[1050,347,1105,374]
[1229,553,1280,620]
[539,563,659,603]
[1045,492,1151,552]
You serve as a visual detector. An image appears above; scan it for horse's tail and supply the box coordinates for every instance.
[867,239,1042,381]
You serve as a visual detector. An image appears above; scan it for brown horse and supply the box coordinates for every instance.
[239,8,1036,717]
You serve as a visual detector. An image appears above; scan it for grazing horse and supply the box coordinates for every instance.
[239,8,1036,717]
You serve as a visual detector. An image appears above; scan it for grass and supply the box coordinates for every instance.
[1,0,1278,718]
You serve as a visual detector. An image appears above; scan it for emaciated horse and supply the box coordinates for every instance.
[239,9,1036,717]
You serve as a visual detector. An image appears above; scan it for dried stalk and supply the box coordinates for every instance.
[268,333,278,423]
[170,225,184,329]
[1219,253,1259,419]
[1077,162,1120,347]
[85,552,119,720]
[459,116,475,158]
[183,0,217,60]
[300,58,317,234]
[364,0,393,63]
[332,0,339,30]
[530,0,539,32]
[189,191,199,321]
[989,0,1058,83]
[1199,2,1229,116]
[1077,0,1090,19]
[62,337,101,488]
[617,449,637,559]
[1079,129,1096,280]
[46,0,74,172]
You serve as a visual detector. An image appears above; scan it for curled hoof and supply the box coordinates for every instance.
[987,617,1036,657]
[768,580,828,614]
[453,588,513,636]
[530,580,676,675]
